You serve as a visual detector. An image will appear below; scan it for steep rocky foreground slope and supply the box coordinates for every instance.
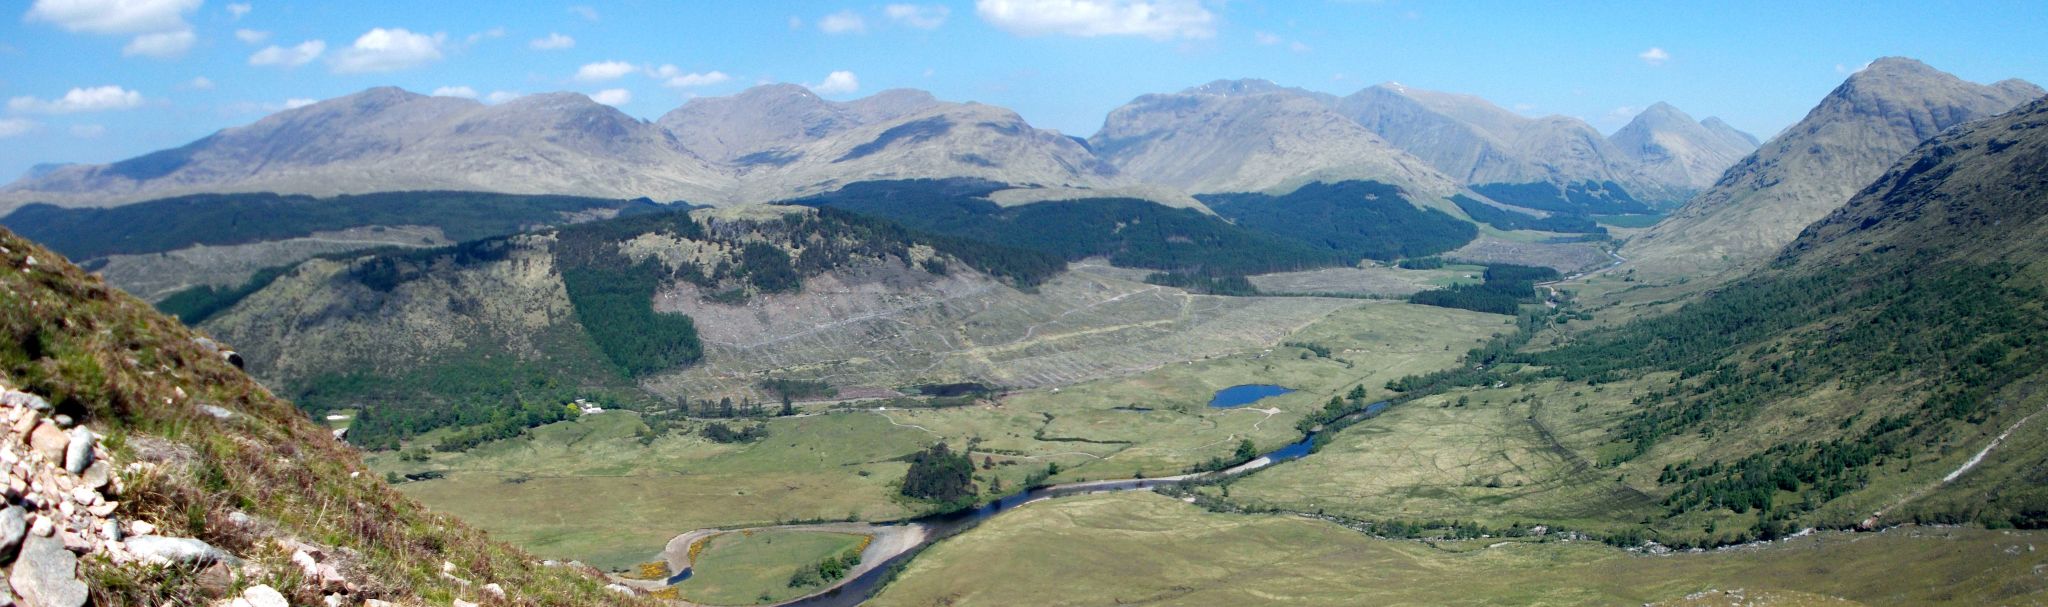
[1624,57,2043,277]
[0,228,652,605]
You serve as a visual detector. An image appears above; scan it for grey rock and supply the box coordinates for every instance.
[101,518,121,542]
[49,415,73,429]
[62,428,92,475]
[0,506,24,562]
[9,534,86,607]
[78,461,109,492]
[198,404,235,420]
[123,536,228,566]
[1,392,50,412]
[237,585,289,607]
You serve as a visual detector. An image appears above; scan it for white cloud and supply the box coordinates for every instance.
[1638,47,1670,66]
[885,4,951,29]
[27,0,201,59]
[284,98,317,109]
[248,40,325,68]
[0,118,36,139]
[486,90,523,104]
[226,3,251,19]
[819,10,868,34]
[811,70,859,95]
[123,29,194,58]
[575,60,637,82]
[8,86,146,114]
[568,5,600,21]
[529,32,575,50]
[589,88,632,106]
[184,76,215,90]
[788,16,804,30]
[975,0,1215,40]
[1253,31,1281,45]
[331,28,446,73]
[69,124,106,138]
[235,28,271,44]
[663,70,731,88]
[25,0,199,35]
[431,86,479,99]
[1835,61,1872,75]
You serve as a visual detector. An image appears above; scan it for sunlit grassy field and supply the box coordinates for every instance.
[871,492,2048,606]
[675,530,867,606]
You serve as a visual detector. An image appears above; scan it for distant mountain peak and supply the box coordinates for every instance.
[1185,78,1288,96]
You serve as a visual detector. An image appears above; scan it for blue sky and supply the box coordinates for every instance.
[2,0,2044,181]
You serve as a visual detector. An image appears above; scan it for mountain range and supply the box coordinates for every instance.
[0,77,1763,217]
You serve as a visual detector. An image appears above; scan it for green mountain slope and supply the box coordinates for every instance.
[1224,95,2048,547]
[0,227,652,605]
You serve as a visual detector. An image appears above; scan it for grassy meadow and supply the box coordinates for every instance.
[675,530,867,606]
[871,492,2048,606]
[369,301,1507,568]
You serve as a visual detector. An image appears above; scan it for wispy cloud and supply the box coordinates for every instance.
[885,4,951,29]
[431,86,479,99]
[122,29,194,58]
[819,10,868,34]
[0,118,36,139]
[975,0,1215,40]
[8,85,147,114]
[1638,47,1670,66]
[575,60,637,82]
[27,0,202,59]
[530,32,575,50]
[568,5,600,22]
[249,40,326,68]
[235,28,271,44]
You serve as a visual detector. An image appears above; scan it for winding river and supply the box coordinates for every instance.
[654,401,1393,607]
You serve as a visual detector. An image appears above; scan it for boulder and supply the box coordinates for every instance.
[124,536,228,567]
[0,506,24,562]
[28,423,67,461]
[232,585,289,607]
[9,534,87,607]
[1,392,50,412]
[79,461,110,491]
[62,428,92,474]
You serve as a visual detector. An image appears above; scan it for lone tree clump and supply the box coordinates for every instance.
[901,442,976,505]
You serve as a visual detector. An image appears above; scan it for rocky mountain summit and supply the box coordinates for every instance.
[1609,102,1760,190]
[1090,79,1461,196]
[0,88,732,211]
[1625,57,2044,276]
[1339,82,1688,204]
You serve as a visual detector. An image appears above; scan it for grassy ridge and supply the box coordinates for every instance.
[1,190,665,260]
[871,492,2048,606]
[1200,180,1478,263]
[802,179,1343,276]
